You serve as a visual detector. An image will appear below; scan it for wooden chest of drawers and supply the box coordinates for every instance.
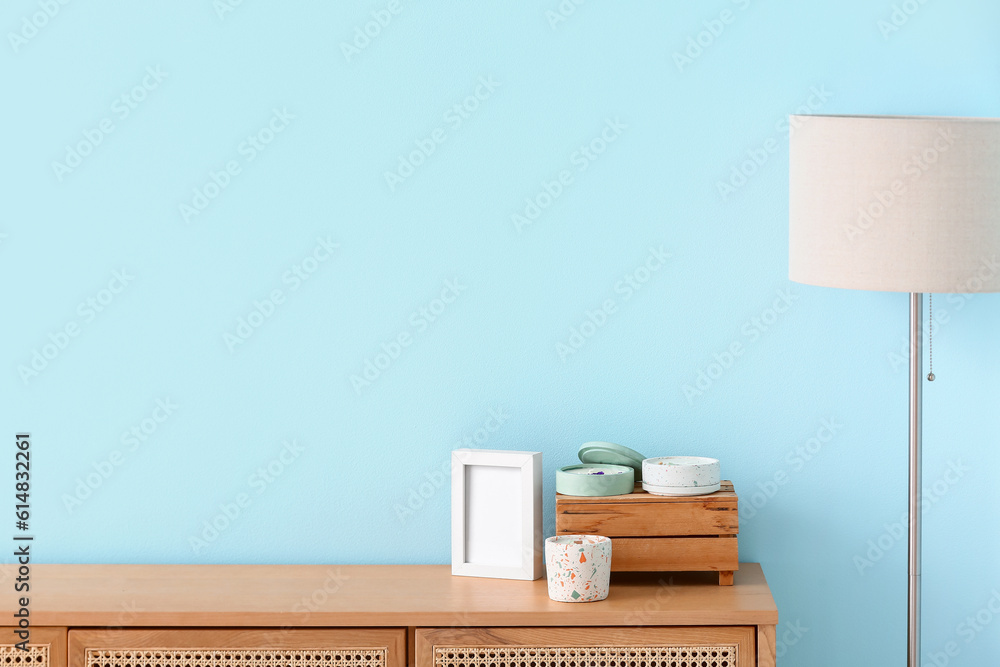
[1,563,777,667]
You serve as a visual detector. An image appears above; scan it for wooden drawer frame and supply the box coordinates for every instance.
[416,626,756,667]
[69,629,405,667]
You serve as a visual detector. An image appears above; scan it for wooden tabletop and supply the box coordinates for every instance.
[2,563,776,627]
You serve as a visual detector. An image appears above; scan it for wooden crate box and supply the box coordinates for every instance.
[555,480,739,585]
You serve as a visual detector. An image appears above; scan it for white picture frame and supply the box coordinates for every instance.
[451,448,543,580]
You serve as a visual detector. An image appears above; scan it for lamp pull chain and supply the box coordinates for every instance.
[927,293,935,381]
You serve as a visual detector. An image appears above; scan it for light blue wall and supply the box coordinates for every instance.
[5,1,1000,664]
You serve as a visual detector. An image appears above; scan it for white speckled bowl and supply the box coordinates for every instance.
[642,456,720,488]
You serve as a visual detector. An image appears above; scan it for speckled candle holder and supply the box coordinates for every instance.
[544,535,612,603]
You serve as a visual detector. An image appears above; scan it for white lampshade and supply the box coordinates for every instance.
[789,114,1000,293]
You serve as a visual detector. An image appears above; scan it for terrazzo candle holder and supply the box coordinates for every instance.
[544,535,612,603]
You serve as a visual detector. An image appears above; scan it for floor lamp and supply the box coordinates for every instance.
[788,114,1000,666]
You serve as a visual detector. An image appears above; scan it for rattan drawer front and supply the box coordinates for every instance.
[69,630,405,667]
[434,645,738,667]
[85,647,386,667]
[0,628,67,667]
[416,627,755,667]
[0,641,47,665]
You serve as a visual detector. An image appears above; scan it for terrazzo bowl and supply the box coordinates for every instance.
[642,456,720,488]
[544,535,612,603]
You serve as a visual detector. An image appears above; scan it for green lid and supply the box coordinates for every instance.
[578,441,646,481]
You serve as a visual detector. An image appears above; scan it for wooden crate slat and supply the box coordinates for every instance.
[556,498,738,536]
[610,536,739,572]
[555,481,735,504]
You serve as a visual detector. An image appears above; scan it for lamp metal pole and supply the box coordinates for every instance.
[908,292,922,666]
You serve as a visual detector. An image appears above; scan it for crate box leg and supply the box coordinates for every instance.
[718,571,734,586]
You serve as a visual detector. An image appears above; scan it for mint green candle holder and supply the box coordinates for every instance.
[555,463,634,496]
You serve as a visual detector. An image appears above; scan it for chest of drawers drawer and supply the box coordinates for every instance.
[417,627,754,667]
[69,629,405,667]
[0,627,65,667]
